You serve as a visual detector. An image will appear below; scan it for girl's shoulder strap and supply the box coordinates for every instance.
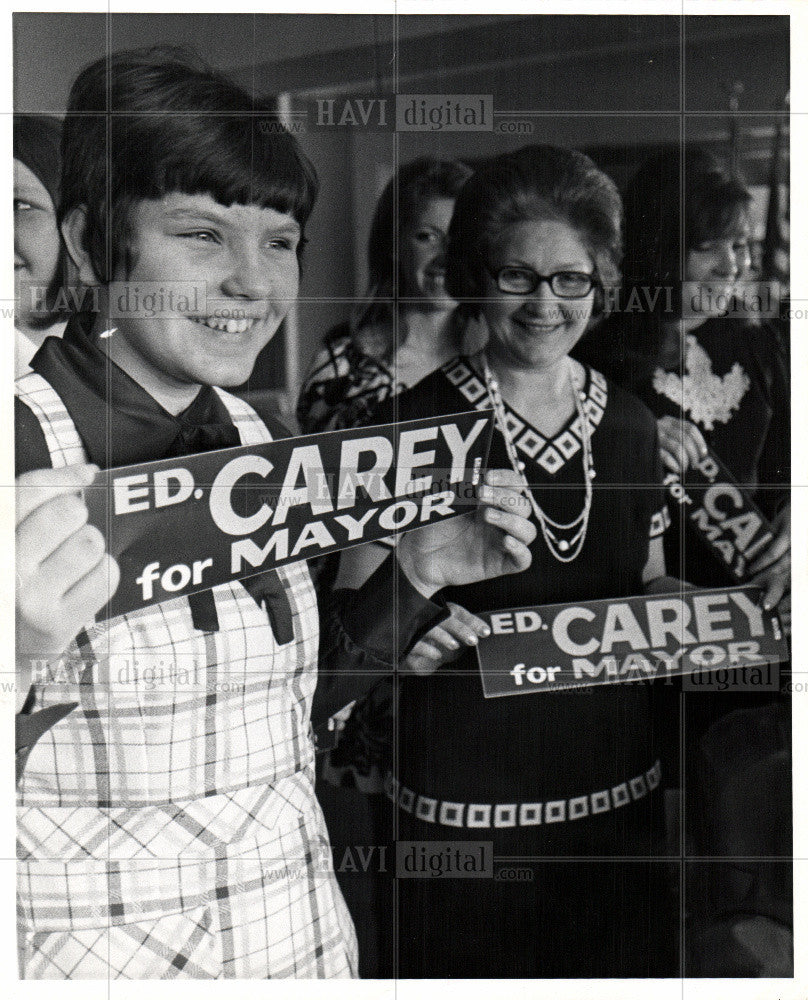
[15,371,87,468]
[212,386,275,446]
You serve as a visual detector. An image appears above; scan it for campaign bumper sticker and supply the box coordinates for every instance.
[476,586,786,698]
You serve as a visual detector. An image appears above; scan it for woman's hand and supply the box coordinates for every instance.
[16,465,120,699]
[747,504,790,630]
[396,469,536,598]
[657,415,708,475]
[404,603,491,675]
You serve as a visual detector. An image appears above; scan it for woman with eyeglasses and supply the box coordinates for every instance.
[337,145,681,978]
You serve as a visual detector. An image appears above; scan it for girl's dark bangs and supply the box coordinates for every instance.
[125,115,314,221]
[159,157,310,218]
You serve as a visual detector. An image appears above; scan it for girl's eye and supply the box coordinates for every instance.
[414,229,438,244]
[14,199,33,212]
[267,238,295,251]
[179,230,220,244]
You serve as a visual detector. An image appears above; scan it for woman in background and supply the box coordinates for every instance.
[575,145,792,976]
[14,115,69,376]
[576,146,789,612]
[297,156,482,433]
[298,157,483,976]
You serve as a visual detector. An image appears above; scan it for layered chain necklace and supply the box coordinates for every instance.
[480,352,596,563]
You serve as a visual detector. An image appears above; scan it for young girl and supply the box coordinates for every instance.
[14,46,536,979]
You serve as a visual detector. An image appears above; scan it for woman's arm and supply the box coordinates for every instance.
[334,540,390,590]
[314,470,536,730]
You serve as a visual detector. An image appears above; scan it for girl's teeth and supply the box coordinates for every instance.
[199,316,255,333]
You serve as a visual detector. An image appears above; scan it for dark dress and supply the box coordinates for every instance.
[372,356,677,978]
[577,315,793,974]
[577,316,789,586]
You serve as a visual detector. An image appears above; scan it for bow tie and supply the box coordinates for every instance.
[171,421,242,456]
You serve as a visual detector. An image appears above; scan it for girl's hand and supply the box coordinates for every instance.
[16,465,120,685]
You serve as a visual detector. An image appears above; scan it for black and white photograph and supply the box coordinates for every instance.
[4,3,803,995]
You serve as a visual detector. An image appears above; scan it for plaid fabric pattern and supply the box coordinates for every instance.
[16,371,88,468]
[18,780,357,978]
[16,377,357,978]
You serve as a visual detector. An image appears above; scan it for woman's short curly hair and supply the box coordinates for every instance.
[445,144,623,322]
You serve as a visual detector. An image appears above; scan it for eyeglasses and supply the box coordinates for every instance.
[486,265,597,299]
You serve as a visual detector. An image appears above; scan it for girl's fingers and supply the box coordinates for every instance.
[16,493,90,579]
[761,575,788,612]
[39,524,108,596]
[483,506,537,546]
[478,482,531,520]
[502,533,533,572]
[16,464,99,525]
[61,554,120,624]
[484,468,522,489]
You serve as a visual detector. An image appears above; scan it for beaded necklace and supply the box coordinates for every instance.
[480,352,595,563]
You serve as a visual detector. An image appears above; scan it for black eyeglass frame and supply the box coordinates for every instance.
[484,264,598,299]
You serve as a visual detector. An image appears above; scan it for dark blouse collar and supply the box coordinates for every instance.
[441,354,607,478]
[30,312,240,468]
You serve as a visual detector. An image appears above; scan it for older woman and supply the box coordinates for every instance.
[297,156,482,434]
[339,145,680,978]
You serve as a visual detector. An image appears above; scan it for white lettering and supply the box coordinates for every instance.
[552,607,599,656]
[337,437,393,509]
[210,455,273,535]
[114,473,150,514]
[693,593,733,642]
[154,467,194,509]
[440,419,488,483]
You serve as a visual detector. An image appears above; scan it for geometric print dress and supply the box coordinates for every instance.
[15,371,358,978]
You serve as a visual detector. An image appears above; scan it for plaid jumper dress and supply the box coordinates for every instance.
[16,371,358,979]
